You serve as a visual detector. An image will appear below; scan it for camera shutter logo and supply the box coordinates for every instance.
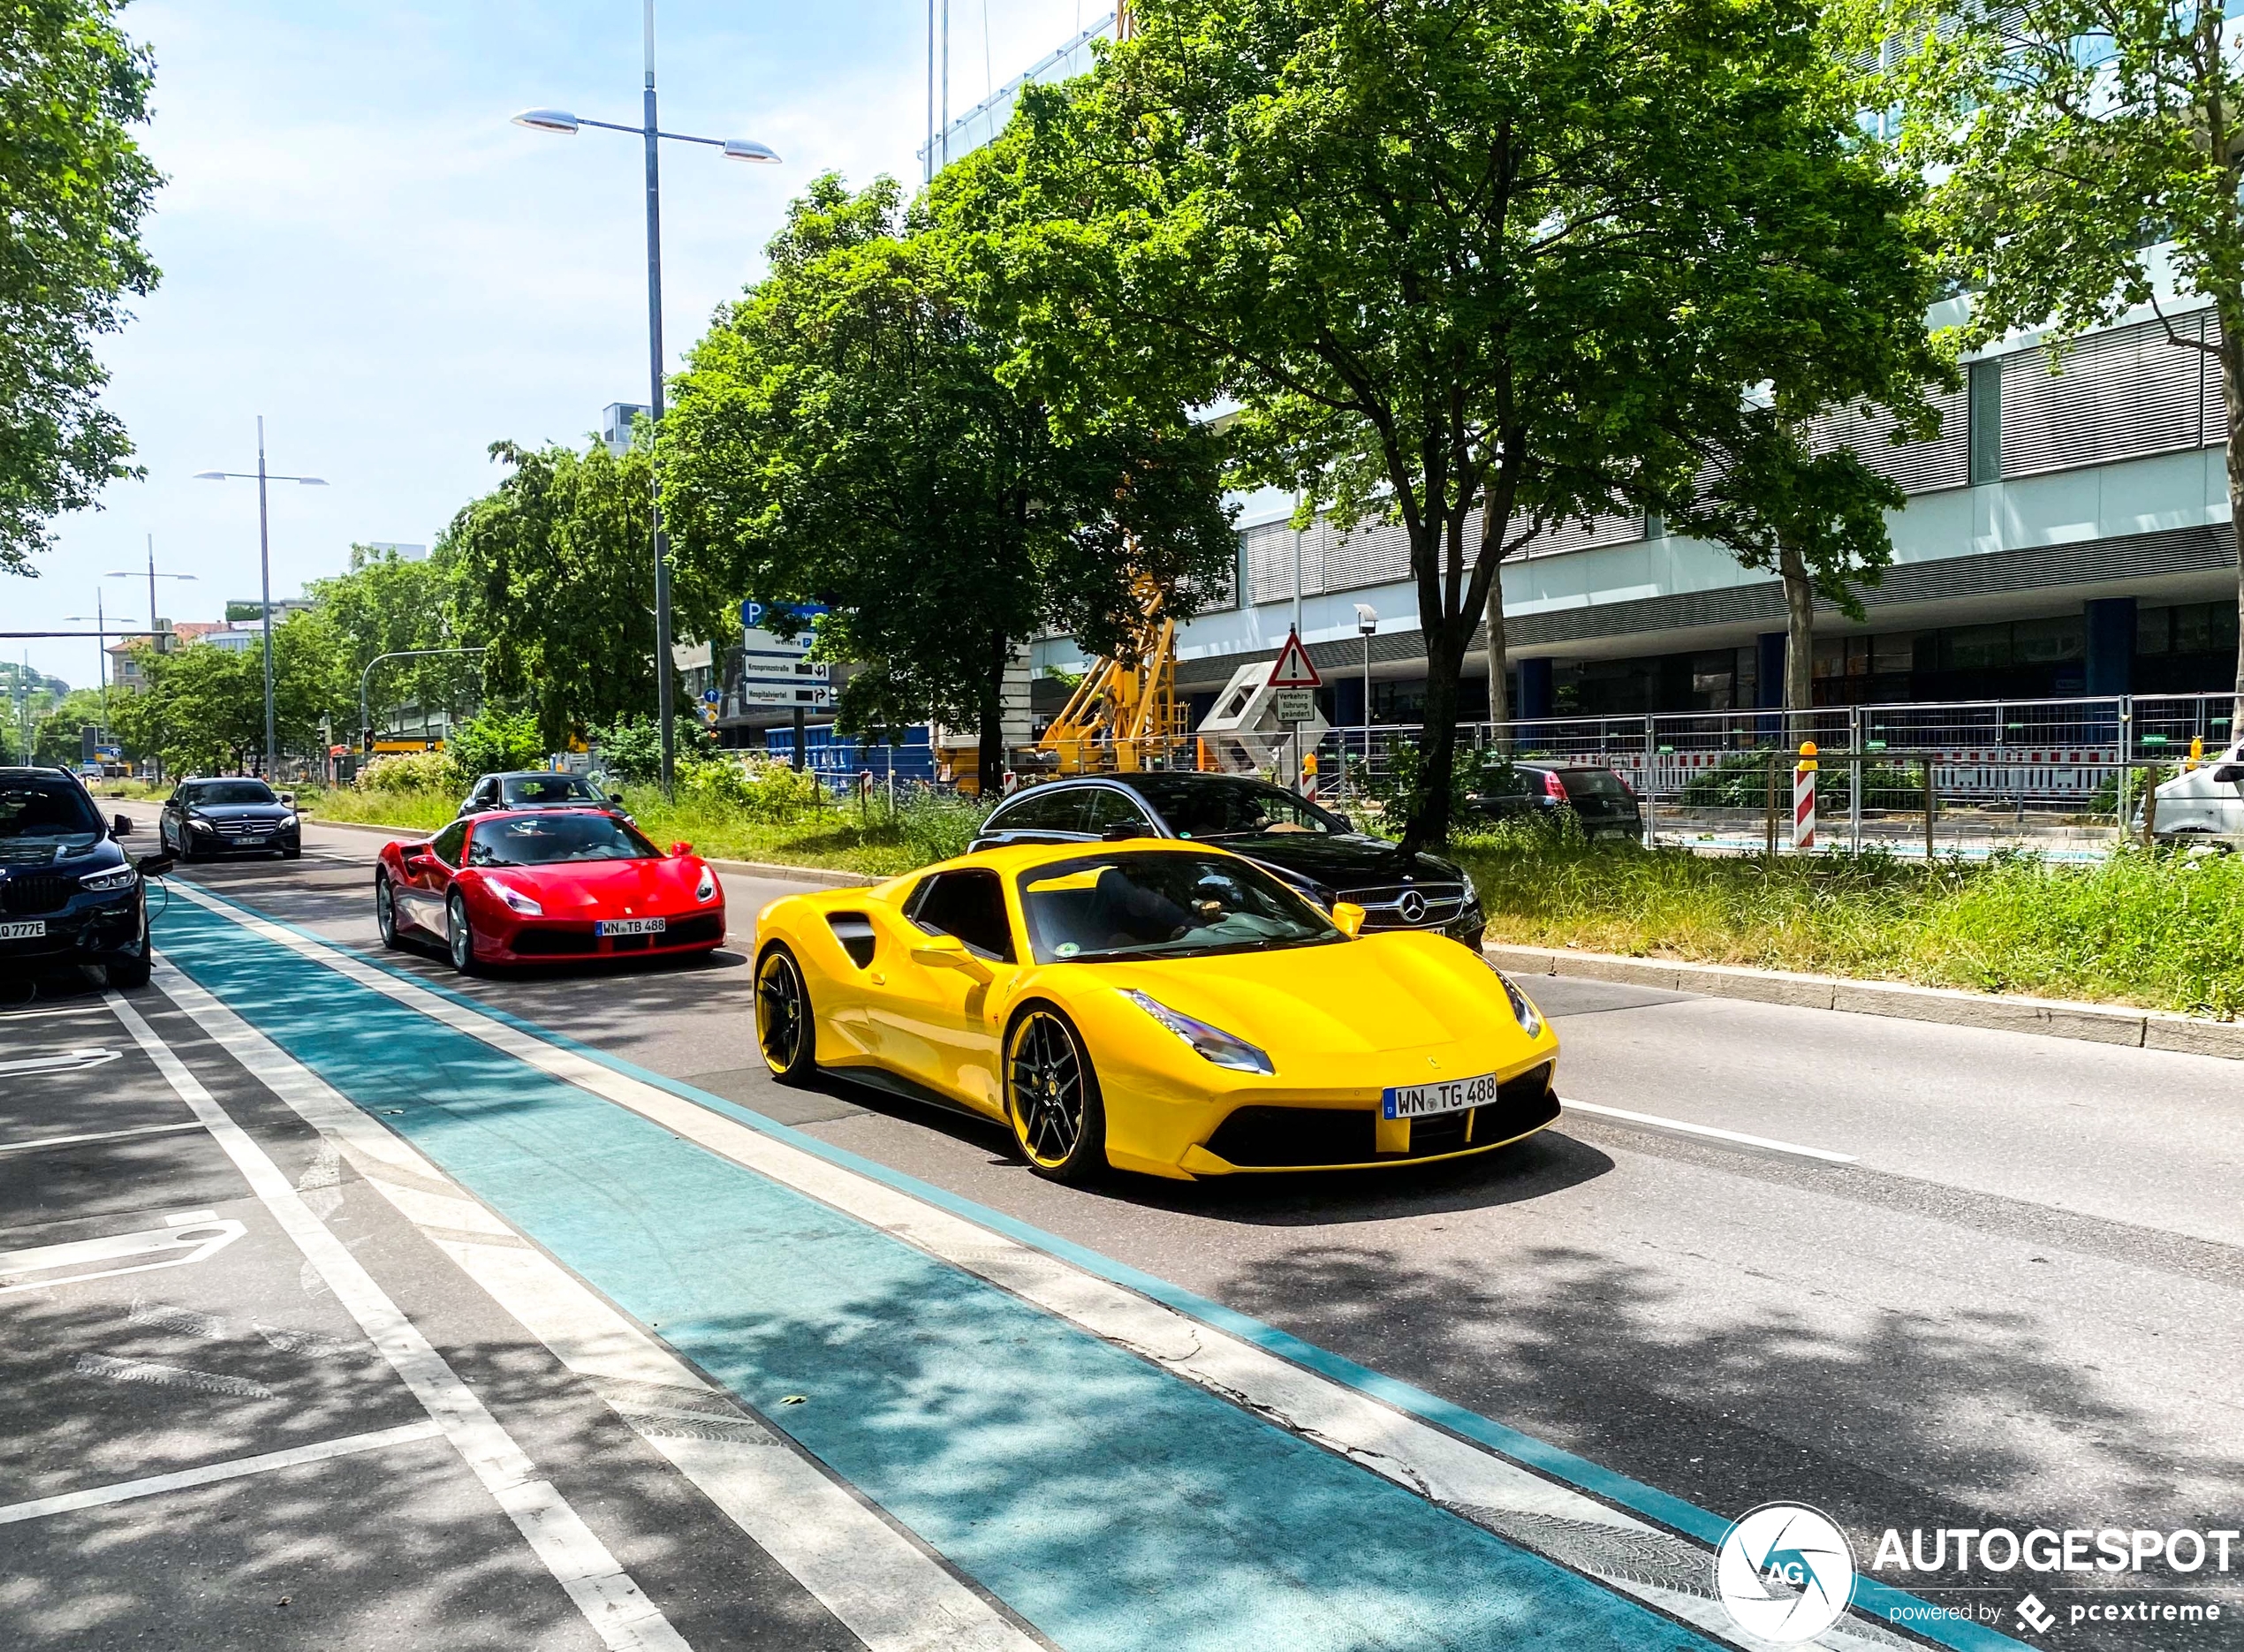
[1715,1503,1856,1643]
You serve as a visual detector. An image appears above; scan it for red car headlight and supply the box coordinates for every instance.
[489,879,543,917]
[694,865,718,904]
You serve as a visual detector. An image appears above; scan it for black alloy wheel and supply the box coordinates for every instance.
[1005,1007,1107,1185]
[375,875,402,950]
[755,944,815,1085]
[445,891,480,974]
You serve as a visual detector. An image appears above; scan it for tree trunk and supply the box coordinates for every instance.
[1483,572,1509,731]
[1778,538,1815,735]
[1402,616,1468,855]
[2222,302,2244,746]
[976,630,1009,803]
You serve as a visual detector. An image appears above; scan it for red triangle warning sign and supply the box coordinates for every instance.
[1265,630,1323,689]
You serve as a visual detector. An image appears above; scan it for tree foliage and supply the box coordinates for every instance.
[108,623,335,776]
[0,0,160,573]
[443,437,718,752]
[305,542,478,738]
[665,173,1237,787]
[1872,0,2244,724]
[949,0,1937,845]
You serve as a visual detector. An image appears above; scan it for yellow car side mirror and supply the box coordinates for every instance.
[910,934,994,982]
[1330,901,1367,937]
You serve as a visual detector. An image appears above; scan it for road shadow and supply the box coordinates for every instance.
[1208,1239,2239,1652]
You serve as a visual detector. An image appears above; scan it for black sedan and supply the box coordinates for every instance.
[971,770,1485,947]
[1,767,172,987]
[159,777,303,860]
[1463,762,1643,840]
[457,770,625,818]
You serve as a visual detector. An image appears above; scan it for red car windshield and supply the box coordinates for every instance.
[467,814,659,868]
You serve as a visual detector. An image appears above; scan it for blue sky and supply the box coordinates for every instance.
[14,0,1095,689]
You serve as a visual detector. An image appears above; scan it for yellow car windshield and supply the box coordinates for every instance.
[1019,852,1340,965]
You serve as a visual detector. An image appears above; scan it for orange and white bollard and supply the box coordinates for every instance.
[1793,741,1817,852]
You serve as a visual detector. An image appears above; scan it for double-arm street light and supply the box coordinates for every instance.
[512,0,780,795]
[195,417,329,779]
[108,534,198,633]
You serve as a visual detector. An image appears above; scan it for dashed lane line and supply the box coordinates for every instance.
[1560,1097,1859,1163]
[0,1121,206,1156]
[103,987,693,1652]
[0,1421,446,1524]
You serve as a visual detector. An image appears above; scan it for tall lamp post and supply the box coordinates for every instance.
[512,0,781,796]
[109,534,198,633]
[62,594,113,762]
[194,418,329,779]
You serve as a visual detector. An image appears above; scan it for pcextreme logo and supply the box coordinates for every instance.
[1715,1502,1858,1643]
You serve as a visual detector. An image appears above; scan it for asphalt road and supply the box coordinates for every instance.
[4,802,2239,1652]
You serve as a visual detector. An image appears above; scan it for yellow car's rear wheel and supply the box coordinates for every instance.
[756,944,815,1086]
[1005,1007,1106,1185]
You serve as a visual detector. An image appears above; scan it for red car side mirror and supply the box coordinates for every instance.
[669,840,694,858]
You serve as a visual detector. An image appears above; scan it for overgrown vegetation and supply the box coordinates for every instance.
[1452,822,2244,1017]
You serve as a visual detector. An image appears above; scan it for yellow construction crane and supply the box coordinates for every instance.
[1036,580,1192,774]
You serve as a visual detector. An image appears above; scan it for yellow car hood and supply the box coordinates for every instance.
[1082,936,1509,1057]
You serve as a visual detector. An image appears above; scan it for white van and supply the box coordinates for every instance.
[2147,740,2244,837]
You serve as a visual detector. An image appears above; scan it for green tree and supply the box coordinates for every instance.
[110,625,335,776]
[307,542,479,739]
[0,0,160,573]
[1876,0,2244,729]
[951,0,1934,847]
[666,174,1236,788]
[444,437,715,752]
[30,685,107,766]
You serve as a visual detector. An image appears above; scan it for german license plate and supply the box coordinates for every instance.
[0,921,47,940]
[1382,1071,1497,1120]
[596,917,666,936]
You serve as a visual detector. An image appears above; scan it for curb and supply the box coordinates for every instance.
[1484,943,2244,1062]
[298,815,874,888]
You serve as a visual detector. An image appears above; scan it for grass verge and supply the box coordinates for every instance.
[1451,826,2244,1018]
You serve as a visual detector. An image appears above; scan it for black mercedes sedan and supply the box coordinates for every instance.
[158,777,302,860]
[970,770,1486,948]
[1,767,171,987]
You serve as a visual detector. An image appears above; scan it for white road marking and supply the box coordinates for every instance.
[148,953,1044,1652]
[162,884,1900,1652]
[0,1004,118,1024]
[0,1213,246,1297]
[0,1047,123,1076]
[1558,1097,1858,1163]
[0,1421,445,1525]
[0,1121,205,1156]
[104,987,692,1652]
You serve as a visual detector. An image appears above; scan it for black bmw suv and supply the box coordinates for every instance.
[971,771,1486,948]
[0,767,171,987]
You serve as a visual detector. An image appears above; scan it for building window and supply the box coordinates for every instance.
[1967,358,2002,483]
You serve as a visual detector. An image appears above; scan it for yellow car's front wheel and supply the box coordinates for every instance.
[1005,1007,1107,1185]
[756,944,815,1086]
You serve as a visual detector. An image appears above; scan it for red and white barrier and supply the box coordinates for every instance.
[1793,744,1817,851]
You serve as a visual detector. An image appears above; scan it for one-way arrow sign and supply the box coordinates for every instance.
[1266,629,1323,690]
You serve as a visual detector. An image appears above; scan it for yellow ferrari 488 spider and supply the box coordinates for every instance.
[751,840,1558,1183]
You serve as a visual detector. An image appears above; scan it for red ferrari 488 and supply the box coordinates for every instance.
[373,808,727,972]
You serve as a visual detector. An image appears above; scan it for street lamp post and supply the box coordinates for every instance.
[62,594,112,763]
[108,534,198,633]
[1354,604,1377,800]
[512,0,779,797]
[195,419,327,779]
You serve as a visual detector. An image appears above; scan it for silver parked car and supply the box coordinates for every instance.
[2144,741,2244,837]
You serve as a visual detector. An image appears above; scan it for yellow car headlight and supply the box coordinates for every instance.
[1482,958,1544,1037]
[1120,989,1275,1075]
